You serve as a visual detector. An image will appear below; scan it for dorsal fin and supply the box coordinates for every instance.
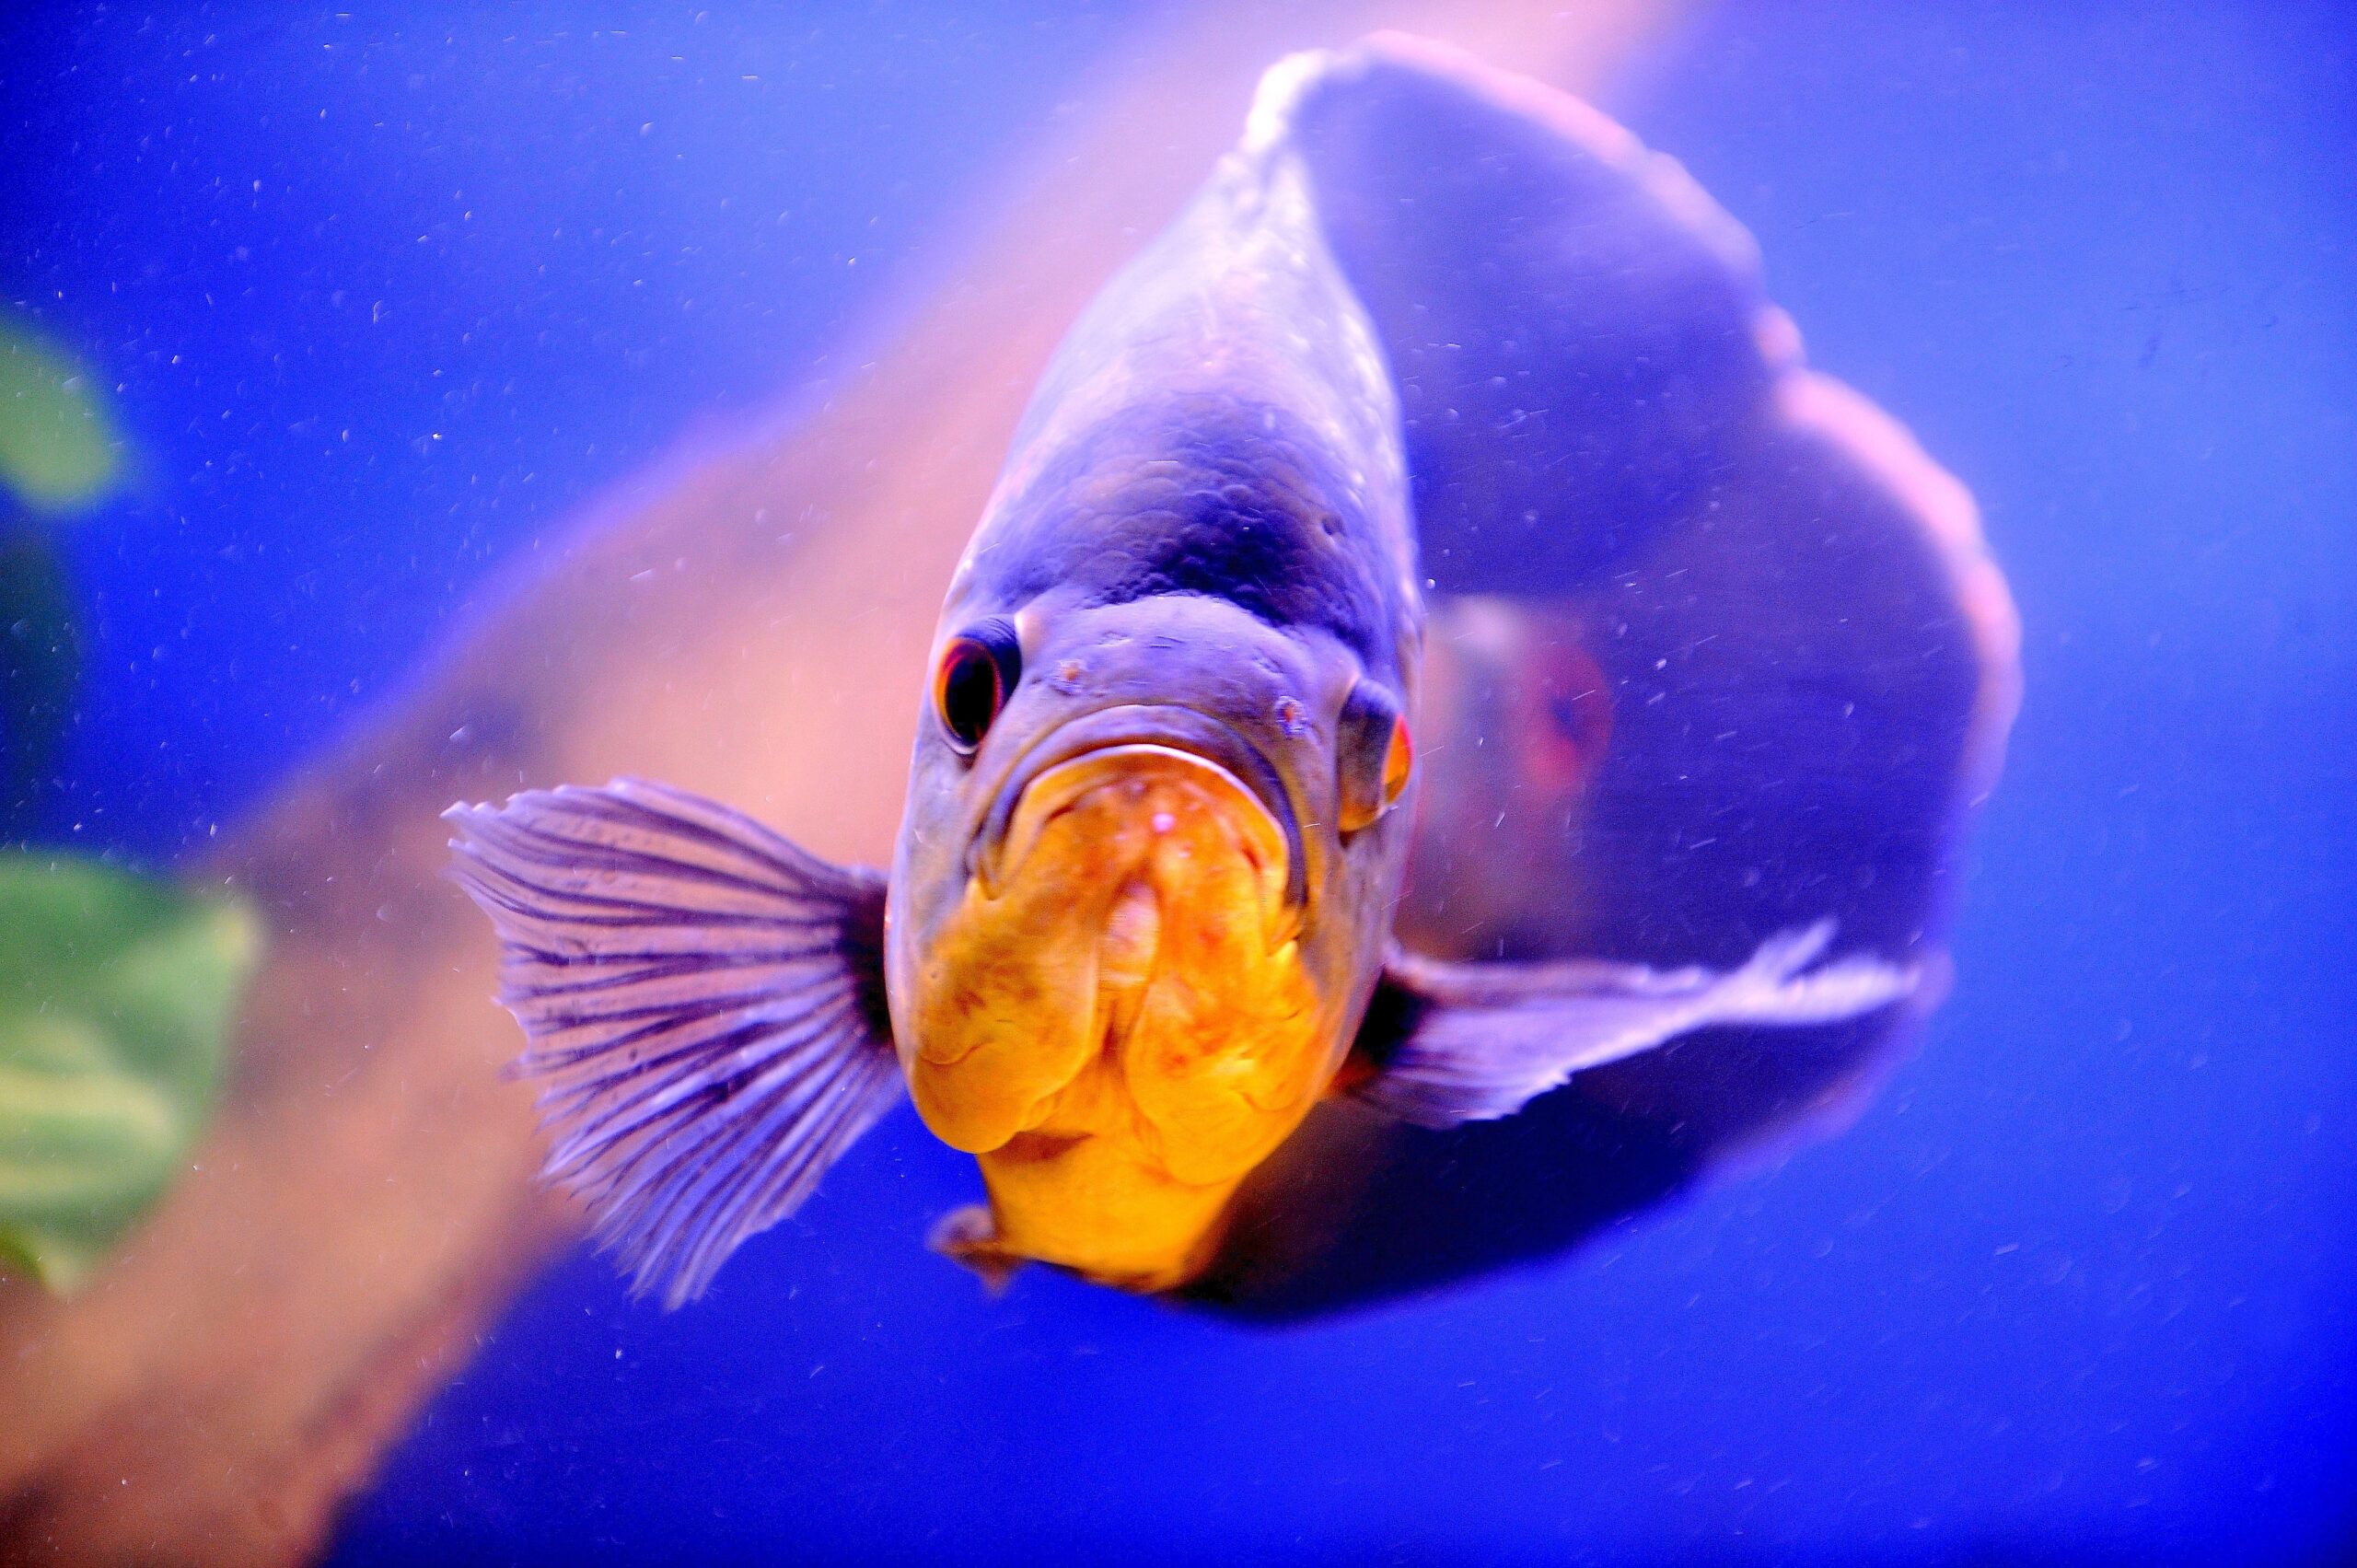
[1282,33,1779,593]
[1185,40,2016,1319]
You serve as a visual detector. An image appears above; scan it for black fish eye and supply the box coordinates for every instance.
[934,619,1022,755]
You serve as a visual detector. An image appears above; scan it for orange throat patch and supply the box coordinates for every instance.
[904,745,1337,1291]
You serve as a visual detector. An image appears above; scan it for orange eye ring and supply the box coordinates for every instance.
[1336,679,1412,833]
[1381,714,1414,807]
[935,620,1022,755]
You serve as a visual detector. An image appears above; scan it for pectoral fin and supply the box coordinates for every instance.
[446,778,901,1307]
[1350,922,1917,1130]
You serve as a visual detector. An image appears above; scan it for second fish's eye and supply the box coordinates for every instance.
[935,619,1022,754]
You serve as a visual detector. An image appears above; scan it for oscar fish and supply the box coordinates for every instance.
[447,36,2013,1311]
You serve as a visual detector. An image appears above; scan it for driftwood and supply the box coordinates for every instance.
[0,3,1655,1562]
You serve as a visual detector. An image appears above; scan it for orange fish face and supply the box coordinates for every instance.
[886,592,1415,1290]
[878,140,1422,1289]
[905,742,1334,1288]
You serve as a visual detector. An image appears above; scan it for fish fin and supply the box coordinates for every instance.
[1350,921,1918,1130]
[927,1203,1027,1295]
[445,778,901,1307]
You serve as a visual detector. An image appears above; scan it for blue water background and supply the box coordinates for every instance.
[6,2,2352,1562]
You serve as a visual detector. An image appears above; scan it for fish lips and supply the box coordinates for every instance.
[969,703,1309,917]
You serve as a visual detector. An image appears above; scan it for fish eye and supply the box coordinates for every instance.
[934,619,1022,755]
[1336,679,1412,832]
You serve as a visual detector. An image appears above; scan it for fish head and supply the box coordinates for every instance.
[886,570,1415,1290]
[880,102,1420,1289]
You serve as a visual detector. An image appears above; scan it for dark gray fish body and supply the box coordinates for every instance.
[1186,42,2015,1313]
[446,36,2014,1314]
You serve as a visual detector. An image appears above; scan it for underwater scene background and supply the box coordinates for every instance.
[2,2,2351,1563]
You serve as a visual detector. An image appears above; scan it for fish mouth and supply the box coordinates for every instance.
[970,703,1307,913]
[1001,742,1297,959]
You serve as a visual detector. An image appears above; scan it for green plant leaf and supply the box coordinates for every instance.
[0,854,261,1293]
[0,324,120,516]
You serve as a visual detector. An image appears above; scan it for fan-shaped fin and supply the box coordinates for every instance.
[447,778,900,1307]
